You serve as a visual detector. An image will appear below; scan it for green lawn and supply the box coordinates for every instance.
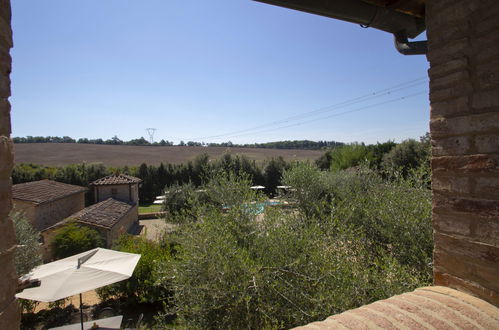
[139,204,163,214]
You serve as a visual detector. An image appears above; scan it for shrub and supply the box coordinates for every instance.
[382,138,430,177]
[97,235,173,305]
[155,167,432,329]
[330,143,372,171]
[330,170,432,276]
[161,183,194,215]
[281,162,330,219]
[50,223,105,259]
[163,172,265,225]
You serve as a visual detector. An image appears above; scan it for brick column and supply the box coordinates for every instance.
[0,0,21,328]
[427,0,499,306]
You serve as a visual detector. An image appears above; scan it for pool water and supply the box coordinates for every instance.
[223,201,284,214]
[253,201,282,214]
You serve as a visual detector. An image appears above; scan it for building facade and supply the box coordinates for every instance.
[12,180,87,231]
[91,174,141,204]
[41,198,138,260]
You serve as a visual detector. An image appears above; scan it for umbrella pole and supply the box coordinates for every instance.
[80,293,84,330]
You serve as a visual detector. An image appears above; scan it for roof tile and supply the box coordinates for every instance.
[64,198,135,229]
[91,174,142,186]
[12,180,87,204]
[293,286,499,329]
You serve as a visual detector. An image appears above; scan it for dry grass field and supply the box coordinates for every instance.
[14,143,323,167]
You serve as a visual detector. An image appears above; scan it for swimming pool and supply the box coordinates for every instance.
[253,201,283,214]
[222,200,284,214]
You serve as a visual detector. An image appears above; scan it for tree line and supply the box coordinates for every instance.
[205,140,344,150]
[13,135,343,150]
[12,135,430,204]
[13,135,175,146]
[12,154,289,204]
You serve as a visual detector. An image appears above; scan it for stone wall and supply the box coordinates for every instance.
[107,204,138,245]
[427,0,499,307]
[0,0,20,328]
[13,192,86,231]
[131,183,139,203]
[35,193,86,231]
[95,184,138,204]
[11,200,36,226]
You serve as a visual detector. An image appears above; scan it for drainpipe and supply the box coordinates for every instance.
[394,32,427,55]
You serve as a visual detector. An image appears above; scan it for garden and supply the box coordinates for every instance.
[14,137,432,329]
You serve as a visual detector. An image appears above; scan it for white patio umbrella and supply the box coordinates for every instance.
[16,248,141,330]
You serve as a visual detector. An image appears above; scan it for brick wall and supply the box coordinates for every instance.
[427,0,499,306]
[0,0,20,328]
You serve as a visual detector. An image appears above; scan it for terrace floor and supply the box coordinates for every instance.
[138,218,177,241]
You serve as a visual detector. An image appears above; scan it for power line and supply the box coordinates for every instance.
[180,77,427,141]
[204,91,426,140]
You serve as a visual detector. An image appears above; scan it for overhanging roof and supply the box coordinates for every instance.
[254,0,426,39]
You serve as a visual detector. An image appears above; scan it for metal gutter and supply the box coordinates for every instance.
[254,0,427,54]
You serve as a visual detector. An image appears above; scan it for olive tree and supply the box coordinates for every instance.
[11,211,42,276]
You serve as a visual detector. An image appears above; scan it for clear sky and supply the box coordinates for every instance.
[10,0,429,145]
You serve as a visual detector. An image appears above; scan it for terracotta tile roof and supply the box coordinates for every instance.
[12,180,87,205]
[63,198,135,229]
[91,174,142,186]
[293,286,499,329]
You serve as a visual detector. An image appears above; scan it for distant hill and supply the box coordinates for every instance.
[13,143,324,167]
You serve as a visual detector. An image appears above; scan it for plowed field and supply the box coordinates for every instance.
[14,143,323,167]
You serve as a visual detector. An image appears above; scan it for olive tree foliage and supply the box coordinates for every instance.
[329,143,372,172]
[382,135,431,177]
[12,211,43,314]
[155,166,432,329]
[329,169,432,276]
[161,182,197,219]
[162,172,265,224]
[11,210,42,276]
[280,162,331,219]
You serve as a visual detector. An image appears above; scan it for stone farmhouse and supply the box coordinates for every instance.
[91,173,141,204]
[39,174,142,260]
[41,197,138,260]
[12,180,87,231]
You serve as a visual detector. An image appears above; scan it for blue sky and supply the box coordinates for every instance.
[10,0,429,145]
